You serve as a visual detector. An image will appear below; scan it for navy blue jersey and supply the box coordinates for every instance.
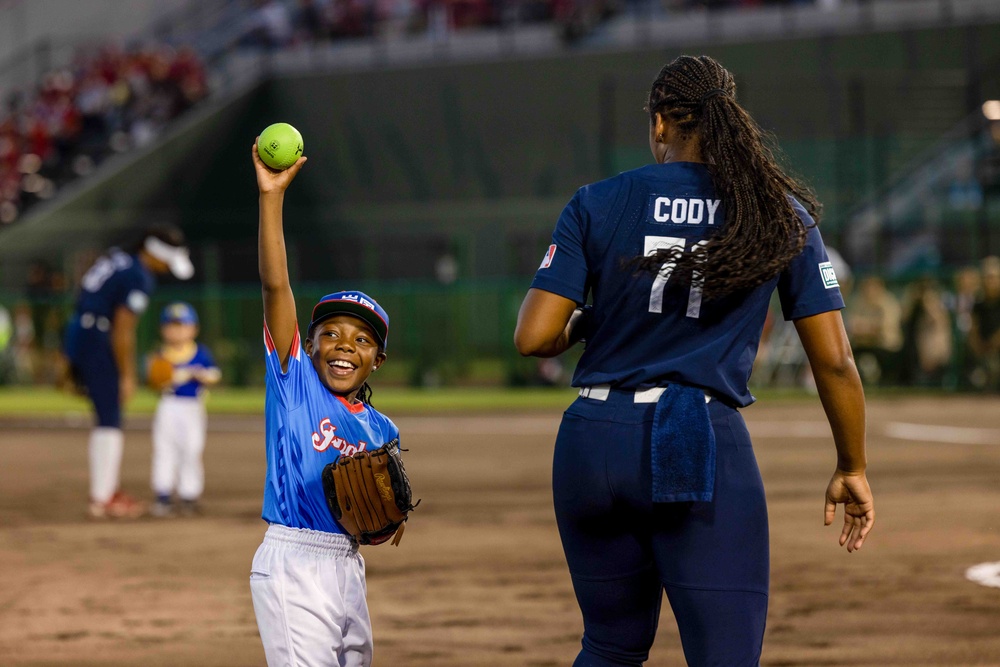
[530,162,844,407]
[64,249,156,360]
[74,249,155,319]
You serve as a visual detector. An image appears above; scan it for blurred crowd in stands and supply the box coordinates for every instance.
[752,256,1000,394]
[238,0,839,48]
[0,45,208,225]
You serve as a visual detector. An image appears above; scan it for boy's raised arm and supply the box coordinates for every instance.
[253,141,307,370]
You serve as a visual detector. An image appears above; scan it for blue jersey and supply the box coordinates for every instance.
[158,343,218,398]
[530,162,844,407]
[64,248,155,360]
[261,323,399,534]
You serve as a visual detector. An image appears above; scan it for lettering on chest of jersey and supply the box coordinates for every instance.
[311,417,368,456]
[648,196,721,226]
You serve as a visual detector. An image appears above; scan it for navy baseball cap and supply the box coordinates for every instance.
[310,291,389,349]
[161,302,199,325]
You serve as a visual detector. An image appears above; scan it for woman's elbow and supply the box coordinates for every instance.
[513,325,551,357]
[513,329,540,357]
[813,350,859,381]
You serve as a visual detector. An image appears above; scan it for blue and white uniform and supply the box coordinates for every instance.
[531,162,844,666]
[151,339,219,504]
[250,323,398,667]
[64,248,155,428]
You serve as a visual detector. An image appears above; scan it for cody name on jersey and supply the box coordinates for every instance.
[531,162,844,407]
[261,324,399,534]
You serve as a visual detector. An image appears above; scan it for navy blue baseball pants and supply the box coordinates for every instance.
[553,389,769,667]
[65,327,121,428]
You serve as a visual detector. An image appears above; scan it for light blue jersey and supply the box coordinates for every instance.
[261,323,399,534]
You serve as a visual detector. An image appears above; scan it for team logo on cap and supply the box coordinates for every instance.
[540,244,557,269]
[336,293,378,312]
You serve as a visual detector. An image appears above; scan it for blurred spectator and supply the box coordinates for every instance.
[947,156,984,211]
[243,0,295,48]
[899,277,953,387]
[12,302,37,383]
[0,303,11,383]
[294,0,330,42]
[947,265,981,390]
[969,256,1000,391]
[826,246,853,298]
[846,276,902,386]
[0,44,208,226]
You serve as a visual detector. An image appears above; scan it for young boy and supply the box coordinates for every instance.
[148,302,221,517]
[249,140,399,666]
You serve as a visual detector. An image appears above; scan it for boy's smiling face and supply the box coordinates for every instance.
[305,314,385,400]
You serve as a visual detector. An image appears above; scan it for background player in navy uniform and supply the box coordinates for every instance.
[249,140,399,666]
[514,55,875,666]
[63,224,194,519]
[148,302,222,517]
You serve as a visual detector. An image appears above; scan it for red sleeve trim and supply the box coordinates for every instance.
[264,321,302,360]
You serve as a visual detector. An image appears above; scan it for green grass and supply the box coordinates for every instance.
[0,386,583,417]
[2,384,937,418]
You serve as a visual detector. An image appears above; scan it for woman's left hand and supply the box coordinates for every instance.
[824,469,875,553]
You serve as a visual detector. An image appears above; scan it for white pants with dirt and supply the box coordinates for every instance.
[151,394,207,500]
[251,524,372,667]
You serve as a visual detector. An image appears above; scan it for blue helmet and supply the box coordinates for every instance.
[161,301,199,326]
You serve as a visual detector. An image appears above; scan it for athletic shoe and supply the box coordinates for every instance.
[177,499,202,517]
[88,491,146,519]
[150,500,175,518]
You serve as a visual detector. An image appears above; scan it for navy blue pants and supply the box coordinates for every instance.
[553,390,769,667]
[64,326,121,428]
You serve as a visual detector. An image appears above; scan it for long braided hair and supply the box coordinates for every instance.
[635,55,820,299]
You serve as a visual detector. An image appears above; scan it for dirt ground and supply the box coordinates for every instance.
[1,395,999,667]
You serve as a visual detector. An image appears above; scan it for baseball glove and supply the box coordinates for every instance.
[147,355,175,391]
[322,439,418,546]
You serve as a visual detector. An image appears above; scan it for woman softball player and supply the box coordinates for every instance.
[250,140,398,666]
[63,224,194,519]
[515,55,875,666]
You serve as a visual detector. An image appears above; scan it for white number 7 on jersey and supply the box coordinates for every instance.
[644,235,707,318]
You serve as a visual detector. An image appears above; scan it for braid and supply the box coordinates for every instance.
[357,381,374,407]
[636,55,820,299]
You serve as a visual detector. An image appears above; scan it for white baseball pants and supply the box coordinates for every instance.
[151,394,207,500]
[250,524,372,667]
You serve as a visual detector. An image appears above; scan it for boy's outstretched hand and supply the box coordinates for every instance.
[252,140,307,195]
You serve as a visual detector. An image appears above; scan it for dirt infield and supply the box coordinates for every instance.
[1,395,999,666]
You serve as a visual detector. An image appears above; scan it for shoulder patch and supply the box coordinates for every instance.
[539,244,557,269]
[818,261,839,289]
[126,289,150,313]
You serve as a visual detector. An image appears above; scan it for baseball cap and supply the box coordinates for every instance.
[143,225,194,280]
[161,302,199,325]
[310,291,389,350]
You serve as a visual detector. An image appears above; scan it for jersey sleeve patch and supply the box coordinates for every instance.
[126,289,149,314]
[818,261,839,289]
[539,244,557,269]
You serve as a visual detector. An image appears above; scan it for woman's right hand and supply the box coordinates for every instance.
[252,140,307,195]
